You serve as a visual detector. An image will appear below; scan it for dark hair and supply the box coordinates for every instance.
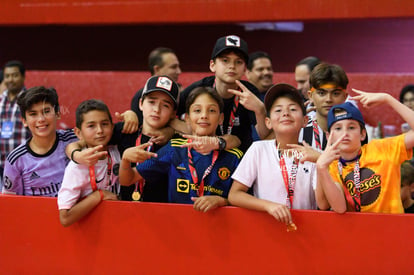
[247,51,272,71]
[296,56,321,72]
[401,161,414,186]
[266,90,306,117]
[185,87,224,114]
[75,99,112,129]
[399,84,414,103]
[148,47,175,75]
[4,60,26,77]
[309,63,349,89]
[17,86,59,120]
[213,49,246,64]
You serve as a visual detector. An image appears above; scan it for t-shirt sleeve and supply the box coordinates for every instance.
[57,163,87,210]
[2,160,23,195]
[231,143,259,188]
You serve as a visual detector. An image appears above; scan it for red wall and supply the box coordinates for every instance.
[0,195,413,274]
[25,71,414,134]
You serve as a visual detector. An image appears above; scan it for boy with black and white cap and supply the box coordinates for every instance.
[317,89,414,213]
[229,83,318,230]
[172,35,270,153]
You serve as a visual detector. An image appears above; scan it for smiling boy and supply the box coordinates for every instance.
[2,86,77,196]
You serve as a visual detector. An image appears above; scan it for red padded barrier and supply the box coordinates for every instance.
[0,195,413,274]
[25,71,414,134]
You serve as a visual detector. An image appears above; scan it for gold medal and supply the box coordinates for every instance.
[132,191,141,201]
[286,223,297,232]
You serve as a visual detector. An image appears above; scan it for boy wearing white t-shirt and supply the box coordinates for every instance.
[58,99,120,227]
[229,83,317,228]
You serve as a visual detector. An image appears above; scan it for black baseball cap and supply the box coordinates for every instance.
[264,83,306,115]
[211,35,249,63]
[142,75,179,109]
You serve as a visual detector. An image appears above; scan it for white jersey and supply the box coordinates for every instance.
[58,145,121,210]
[231,140,317,210]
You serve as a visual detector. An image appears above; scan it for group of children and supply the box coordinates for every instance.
[2,34,414,228]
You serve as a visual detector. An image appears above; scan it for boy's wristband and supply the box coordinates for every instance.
[98,190,104,201]
[70,149,81,164]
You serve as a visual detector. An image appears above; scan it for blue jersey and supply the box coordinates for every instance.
[2,130,77,197]
[137,138,243,204]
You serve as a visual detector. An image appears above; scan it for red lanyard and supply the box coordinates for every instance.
[219,95,239,135]
[312,120,322,150]
[187,142,219,197]
[134,133,153,195]
[89,151,112,191]
[338,157,361,212]
[279,153,299,209]
[214,79,240,135]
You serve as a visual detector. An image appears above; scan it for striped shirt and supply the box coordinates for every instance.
[299,118,327,151]
[0,89,31,180]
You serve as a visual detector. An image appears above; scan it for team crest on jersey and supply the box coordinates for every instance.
[343,167,381,206]
[177,179,190,193]
[3,176,12,190]
[113,163,120,176]
[217,167,231,180]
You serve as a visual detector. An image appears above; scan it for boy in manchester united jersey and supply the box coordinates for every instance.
[316,89,414,213]
[120,87,242,212]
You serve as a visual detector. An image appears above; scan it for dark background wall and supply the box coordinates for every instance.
[1,19,414,73]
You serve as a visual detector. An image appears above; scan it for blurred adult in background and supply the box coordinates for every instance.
[295,56,321,102]
[0,60,31,186]
[246,51,274,101]
[130,47,182,123]
[399,84,414,133]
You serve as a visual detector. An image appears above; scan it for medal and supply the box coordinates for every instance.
[132,191,141,201]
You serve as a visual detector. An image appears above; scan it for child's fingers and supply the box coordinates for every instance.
[181,134,196,140]
[351,88,366,94]
[137,142,153,150]
[331,133,347,149]
[227,88,243,97]
[235,79,247,92]
[90,144,104,152]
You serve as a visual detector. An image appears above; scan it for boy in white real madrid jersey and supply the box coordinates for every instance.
[229,84,318,227]
[120,87,242,212]
[58,99,120,227]
[2,86,77,196]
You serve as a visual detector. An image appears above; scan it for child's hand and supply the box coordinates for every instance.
[146,127,175,145]
[228,80,265,114]
[351,88,390,108]
[191,195,227,212]
[122,143,157,163]
[74,145,107,166]
[101,190,119,201]
[316,132,346,169]
[181,134,219,154]
[264,202,292,224]
[287,141,321,163]
[115,110,139,133]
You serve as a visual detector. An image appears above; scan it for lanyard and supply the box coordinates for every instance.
[89,151,112,191]
[214,79,240,135]
[219,95,239,135]
[187,142,219,196]
[134,132,153,196]
[279,153,299,209]
[337,156,361,212]
[312,120,322,150]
